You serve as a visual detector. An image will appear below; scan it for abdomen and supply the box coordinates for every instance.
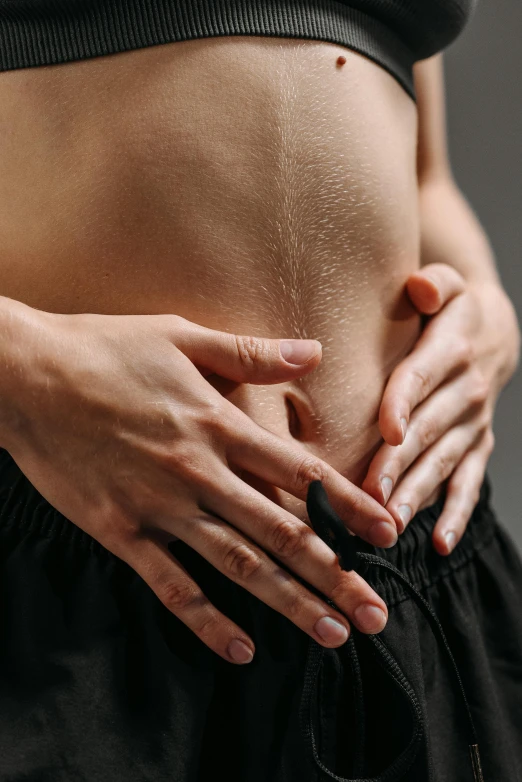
[0,35,422,510]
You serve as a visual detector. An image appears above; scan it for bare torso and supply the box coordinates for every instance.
[0,36,422,520]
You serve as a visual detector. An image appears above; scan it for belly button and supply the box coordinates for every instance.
[285,394,303,440]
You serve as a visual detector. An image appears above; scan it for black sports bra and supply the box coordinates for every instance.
[0,0,478,100]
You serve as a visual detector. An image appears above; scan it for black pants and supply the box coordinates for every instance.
[0,446,521,782]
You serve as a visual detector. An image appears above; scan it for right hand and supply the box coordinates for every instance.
[3,301,398,664]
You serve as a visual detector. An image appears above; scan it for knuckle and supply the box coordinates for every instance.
[270,519,310,559]
[234,334,267,369]
[160,580,200,613]
[435,451,454,479]
[192,613,219,641]
[284,590,307,621]
[467,369,489,406]
[346,488,369,520]
[198,400,230,438]
[167,313,185,331]
[476,407,493,435]
[170,443,208,482]
[411,365,433,396]
[329,572,352,605]
[101,505,142,551]
[415,415,439,450]
[455,337,474,368]
[223,543,263,581]
[485,428,495,452]
[293,456,329,494]
[159,442,220,496]
[198,402,232,445]
[161,313,186,338]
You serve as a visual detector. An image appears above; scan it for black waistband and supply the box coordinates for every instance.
[0,447,496,601]
[350,470,495,608]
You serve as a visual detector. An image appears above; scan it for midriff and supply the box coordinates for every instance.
[0,36,422,521]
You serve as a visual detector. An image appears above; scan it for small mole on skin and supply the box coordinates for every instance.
[336,55,347,66]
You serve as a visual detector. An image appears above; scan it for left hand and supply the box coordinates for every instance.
[361,262,518,556]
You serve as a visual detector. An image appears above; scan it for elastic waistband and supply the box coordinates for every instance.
[352,469,496,606]
[0,447,497,602]
[0,446,111,557]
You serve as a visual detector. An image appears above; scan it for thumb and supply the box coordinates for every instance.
[406,263,466,315]
[172,318,322,383]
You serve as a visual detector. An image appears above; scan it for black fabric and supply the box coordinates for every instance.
[0,445,522,781]
[303,479,483,781]
[0,0,478,101]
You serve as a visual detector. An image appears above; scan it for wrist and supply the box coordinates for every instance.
[471,281,521,387]
[0,296,56,452]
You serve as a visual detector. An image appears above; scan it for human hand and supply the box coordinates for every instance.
[2,299,397,665]
[361,263,520,555]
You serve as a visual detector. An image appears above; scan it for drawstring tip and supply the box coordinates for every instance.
[469,744,484,781]
[306,480,358,571]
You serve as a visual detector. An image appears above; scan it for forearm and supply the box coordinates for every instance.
[418,177,521,384]
[418,176,500,285]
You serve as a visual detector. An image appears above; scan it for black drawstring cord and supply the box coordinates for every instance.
[300,479,484,782]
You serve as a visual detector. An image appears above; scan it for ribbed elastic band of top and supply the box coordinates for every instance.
[0,446,497,594]
[0,0,417,100]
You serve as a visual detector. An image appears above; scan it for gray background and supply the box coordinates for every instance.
[443,0,522,547]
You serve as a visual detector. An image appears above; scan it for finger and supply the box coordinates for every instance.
[432,428,495,556]
[225,413,398,548]
[384,416,484,533]
[122,535,257,665]
[175,509,360,647]
[406,263,466,315]
[378,316,473,447]
[362,367,488,512]
[169,316,322,383]
[192,465,388,636]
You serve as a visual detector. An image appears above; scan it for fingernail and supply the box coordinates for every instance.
[315,616,349,645]
[280,339,321,365]
[354,604,387,634]
[444,530,457,553]
[400,417,408,441]
[227,639,254,664]
[398,504,412,528]
[369,520,398,548]
[380,475,393,505]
